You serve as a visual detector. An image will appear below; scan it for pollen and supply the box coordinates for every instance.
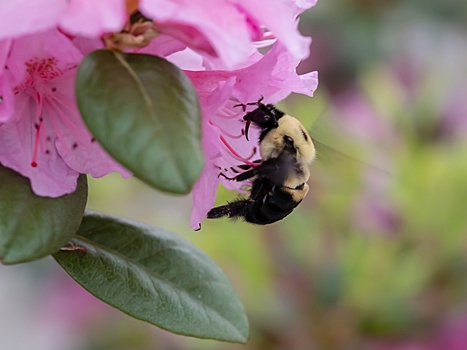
[26,57,62,79]
[14,57,63,93]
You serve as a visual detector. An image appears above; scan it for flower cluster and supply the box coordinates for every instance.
[0,0,318,227]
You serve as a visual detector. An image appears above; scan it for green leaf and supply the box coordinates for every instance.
[76,50,203,194]
[54,211,249,343]
[0,166,88,264]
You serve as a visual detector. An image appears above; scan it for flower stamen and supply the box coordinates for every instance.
[31,119,43,167]
[219,135,258,166]
[209,120,244,139]
[217,106,244,119]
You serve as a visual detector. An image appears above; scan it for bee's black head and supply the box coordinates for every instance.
[243,102,285,141]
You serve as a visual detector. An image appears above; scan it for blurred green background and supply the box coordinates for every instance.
[2,0,467,349]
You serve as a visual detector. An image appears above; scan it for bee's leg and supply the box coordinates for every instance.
[234,96,264,112]
[207,199,252,220]
[246,95,264,106]
[235,169,255,182]
[233,102,247,112]
[249,179,266,201]
[234,164,254,171]
[233,97,263,111]
[219,168,256,182]
[219,172,236,181]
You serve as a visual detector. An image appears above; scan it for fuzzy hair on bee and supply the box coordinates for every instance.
[207,98,316,225]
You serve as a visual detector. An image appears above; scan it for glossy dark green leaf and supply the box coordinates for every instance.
[76,50,203,194]
[0,165,87,264]
[54,211,249,343]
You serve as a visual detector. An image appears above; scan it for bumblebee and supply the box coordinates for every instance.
[207,98,316,225]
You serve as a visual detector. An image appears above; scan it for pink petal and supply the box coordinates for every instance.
[132,34,187,58]
[189,127,221,230]
[190,78,236,230]
[294,0,319,11]
[0,0,67,41]
[71,36,105,56]
[58,0,127,37]
[238,0,314,60]
[140,0,256,68]
[0,70,14,122]
[0,39,11,76]
[8,29,83,87]
[185,43,318,104]
[0,92,79,197]
[0,39,14,121]
[156,22,218,57]
[166,48,204,71]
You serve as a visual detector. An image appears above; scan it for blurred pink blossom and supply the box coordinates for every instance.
[368,310,467,350]
[329,90,398,235]
[438,85,467,143]
[332,90,391,143]
[42,273,111,334]
[433,310,467,350]
[0,29,129,197]
[185,43,318,230]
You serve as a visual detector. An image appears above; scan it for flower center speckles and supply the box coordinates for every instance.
[13,57,71,93]
[12,56,89,168]
[26,57,61,79]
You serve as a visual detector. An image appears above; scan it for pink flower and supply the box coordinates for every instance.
[0,0,127,41]
[58,0,127,37]
[234,0,315,60]
[0,29,129,197]
[434,310,467,350]
[139,0,261,68]
[0,2,317,212]
[1,1,315,70]
[185,43,318,230]
[139,0,316,68]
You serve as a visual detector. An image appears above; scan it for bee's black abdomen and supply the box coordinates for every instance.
[244,187,298,225]
[210,179,299,225]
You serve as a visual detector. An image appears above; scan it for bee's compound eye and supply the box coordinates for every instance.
[284,135,294,145]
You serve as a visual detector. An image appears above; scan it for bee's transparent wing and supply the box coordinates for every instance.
[307,128,391,195]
